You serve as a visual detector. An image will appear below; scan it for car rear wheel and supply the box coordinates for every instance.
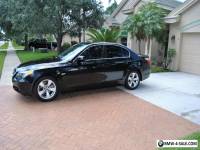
[34,77,58,102]
[125,71,140,90]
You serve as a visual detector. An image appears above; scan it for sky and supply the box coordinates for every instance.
[100,0,122,9]
[101,0,186,9]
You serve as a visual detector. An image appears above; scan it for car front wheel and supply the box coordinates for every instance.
[34,77,58,102]
[125,71,140,90]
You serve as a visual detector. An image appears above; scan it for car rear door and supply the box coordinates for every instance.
[103,45,130,81]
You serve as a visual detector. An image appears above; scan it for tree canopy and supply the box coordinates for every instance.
[0,0,104,51]
[123,13,145,54]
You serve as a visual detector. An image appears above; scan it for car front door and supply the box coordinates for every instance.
[61,45,107,89]
[103,45,130,81]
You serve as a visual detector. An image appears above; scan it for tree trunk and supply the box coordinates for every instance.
[138,40,141,54]
[78,32,82,43]
[56,34,63,52]
[149,38,152,59]
[145,37,151,56]
[24,34,29,51]
[82,29,85,42]
[145,39,148,55]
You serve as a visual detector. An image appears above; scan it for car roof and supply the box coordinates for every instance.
[75,42,130,52]
[84,42,127,48]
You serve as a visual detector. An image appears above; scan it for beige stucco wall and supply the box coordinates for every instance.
[168,1,200,71]
[62,34,79,45]
[127,33,146,54]
[168,22,181,70]
[127,33,163,61]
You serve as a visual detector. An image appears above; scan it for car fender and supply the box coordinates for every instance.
[31,68,62,92]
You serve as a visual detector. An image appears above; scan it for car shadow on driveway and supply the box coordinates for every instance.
[17,84,120,103]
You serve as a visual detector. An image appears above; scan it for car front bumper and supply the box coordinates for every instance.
[12,78,33,96]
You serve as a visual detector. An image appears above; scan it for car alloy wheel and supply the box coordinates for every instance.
[36,78,58,101]
[125,71,140,90]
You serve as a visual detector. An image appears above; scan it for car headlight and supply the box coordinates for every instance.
[16,70,34,78]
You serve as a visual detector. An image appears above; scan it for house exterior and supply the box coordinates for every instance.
[165,0,200,75]
[104,0,182,61]
[62,34,79,46]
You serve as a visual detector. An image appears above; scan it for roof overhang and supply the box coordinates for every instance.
[122,8,134,15]
[111,0,129,18]
[165,0,198,24]
[165,15,181,23]
[122,0,140,15]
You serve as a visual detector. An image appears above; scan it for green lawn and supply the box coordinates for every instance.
[0,42,9,50]
[12,41,24,50]
[16,50,58,63]
[0,51,7,76]
[159,131,200,150]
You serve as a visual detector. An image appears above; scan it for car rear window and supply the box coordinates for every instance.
[104,45,129,58]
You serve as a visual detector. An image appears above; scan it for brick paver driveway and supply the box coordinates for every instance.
[0,86,199,150]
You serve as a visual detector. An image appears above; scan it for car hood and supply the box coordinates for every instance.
[16,57,67,72]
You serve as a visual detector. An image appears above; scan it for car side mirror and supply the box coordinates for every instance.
[76,56,85,64]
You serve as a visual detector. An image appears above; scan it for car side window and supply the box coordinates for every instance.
[81,45,104,60]
[105,45,129,58]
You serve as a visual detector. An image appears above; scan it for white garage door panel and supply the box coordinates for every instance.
[180,33,200,75]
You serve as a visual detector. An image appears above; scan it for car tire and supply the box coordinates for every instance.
[125,71,140,90]
[33,76,59,102]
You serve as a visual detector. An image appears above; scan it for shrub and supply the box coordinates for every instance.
[163,48,176,69]
[151,57,157,66]
[87,27,121,42]
[61,42,71,51]
[151,66,171,73]
[71,41,78,46]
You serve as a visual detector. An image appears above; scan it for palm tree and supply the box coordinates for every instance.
[87,28,120,42]
[123,13,145,54]
[123,2,166,57]
[139,3,166,57]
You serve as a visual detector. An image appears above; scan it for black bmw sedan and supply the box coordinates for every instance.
[12,42,150,102]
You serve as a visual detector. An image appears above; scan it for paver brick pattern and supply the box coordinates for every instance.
[0,86,199,150]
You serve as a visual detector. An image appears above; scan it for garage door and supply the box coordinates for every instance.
[180,33,200,75]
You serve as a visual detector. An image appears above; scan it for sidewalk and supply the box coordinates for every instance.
[0,42,20,86]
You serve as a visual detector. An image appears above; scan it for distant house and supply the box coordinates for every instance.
[104,0,182,61]
[165,0,200,75]
[62,34,79,46]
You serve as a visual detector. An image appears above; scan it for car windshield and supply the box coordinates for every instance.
[58,44,88,62]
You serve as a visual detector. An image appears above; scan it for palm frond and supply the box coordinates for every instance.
[87,27,120,42]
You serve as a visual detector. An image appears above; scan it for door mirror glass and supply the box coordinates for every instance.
[77,55,85,64]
